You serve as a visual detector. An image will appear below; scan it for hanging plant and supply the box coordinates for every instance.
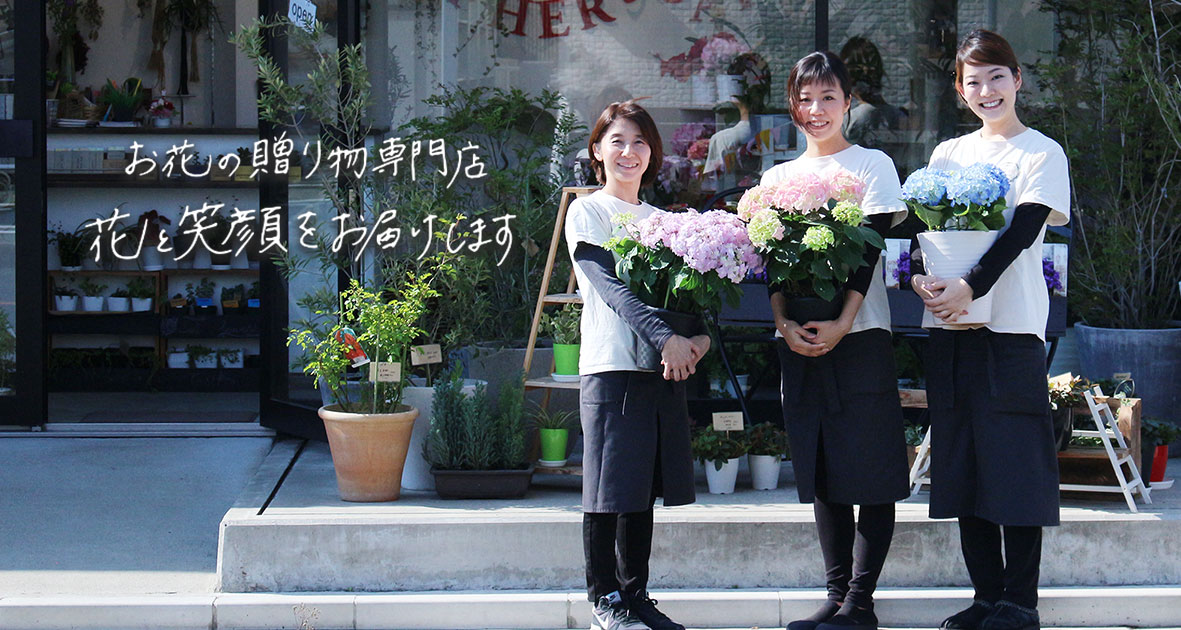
[47,0,104,83]
[136,0,223,87]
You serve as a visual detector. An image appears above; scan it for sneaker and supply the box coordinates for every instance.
[591,592,650,630]
[628,592,684,630]
[980,601,1039,630]
[941,600,996,630]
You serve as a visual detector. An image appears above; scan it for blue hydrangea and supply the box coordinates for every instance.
[945,163,1011,207]
[901,168,952,206]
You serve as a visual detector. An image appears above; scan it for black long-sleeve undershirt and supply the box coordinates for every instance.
[843,214,893,297]
[573,241,675,353]
[908,202,1052,298]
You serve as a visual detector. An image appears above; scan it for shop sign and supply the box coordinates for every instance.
[288,0,317,33]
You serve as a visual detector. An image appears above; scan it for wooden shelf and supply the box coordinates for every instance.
[542,293,583,305]
[49,127,261,136]
[524,376,580,390]
[534,464,583,476]
[49,174,259,189]
[1058,447,1131,461]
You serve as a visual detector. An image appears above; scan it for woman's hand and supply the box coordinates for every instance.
[910,273,941,299]
[688,334,711,367]
[801,317,852,352]
[777,318,828,358]
[921,277,974,323]
[660,334,697,381]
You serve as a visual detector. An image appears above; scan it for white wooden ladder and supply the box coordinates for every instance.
[1059,386,1152,512]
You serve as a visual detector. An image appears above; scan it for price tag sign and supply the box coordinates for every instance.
[288,0,317,33]
[223,299,239,309]
[369,361,402,383]
[712,411,744,432]
[169,297,187,308]
[1113,372,1132,381]
[410,344,443,366]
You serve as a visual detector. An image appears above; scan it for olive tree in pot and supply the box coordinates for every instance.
[745,422,788,490]
[288,277,435,502]
[1030,3,1181,424]
[424,368,533,499]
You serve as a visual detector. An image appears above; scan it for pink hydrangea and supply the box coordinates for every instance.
[827,169,867,204]
[736,185,772,221]
[629,209,762,283]
[768,172,829,213]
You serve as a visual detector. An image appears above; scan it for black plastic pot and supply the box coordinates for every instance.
[635,308,704,371]
[430,465,535,499]
[784,294,844,326]
[1052,407,1073,452]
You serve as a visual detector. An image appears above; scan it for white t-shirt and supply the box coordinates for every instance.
[565,190,656,374]
[760,144,906,335]
[924,128,1071,340]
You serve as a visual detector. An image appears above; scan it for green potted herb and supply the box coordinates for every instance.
[98,78,146,123]
[188,278,216,315]
[217,347,243,369]
[49,223,88,270]
[540,303,580,381]
[53,283,79,312]
[168,292,191,316]
[529,403,578,467]
[691,426,747,494]
[108,288,131,312]
[745,423,788,490]
[126,276,155,312]
[78,279,107,312]
[246,281,260,310]
[220,283,244,315]
[187,344,216,369]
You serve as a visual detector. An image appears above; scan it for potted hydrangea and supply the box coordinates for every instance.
[901,164,1010,324]
[745,422,789,490]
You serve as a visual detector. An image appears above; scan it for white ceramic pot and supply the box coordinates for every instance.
[917,230,1000,324]
[167,351,189,369]
[230,250,249,270]
[193,354,216,369]
[704,457,742,494]
[81,296,104,312]
[107,297,130,312]
[131,297,152,312]
[54,295,78,312]
[141,247,164,271]
[219,351,244,369]
[749,454,782,490]
[152,116,172,128]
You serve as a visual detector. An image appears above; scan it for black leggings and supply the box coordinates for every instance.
[813,433,896,609]
[584,505,656,602]
[959,515,1042,609]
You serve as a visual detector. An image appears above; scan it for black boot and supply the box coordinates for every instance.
[941,600,996,630]
[980,600,1039,630]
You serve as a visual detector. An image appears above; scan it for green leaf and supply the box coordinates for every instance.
[814,281,836,302]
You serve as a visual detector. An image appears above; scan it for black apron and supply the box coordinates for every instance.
[777,328,910,505]
[580,371,696,513]
[926,328,1060,527]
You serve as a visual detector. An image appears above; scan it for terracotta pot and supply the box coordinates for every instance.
[319,403,418,502]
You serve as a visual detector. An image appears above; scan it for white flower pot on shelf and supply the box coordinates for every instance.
[54,296,78,312]
[152,116,173,128]
[749,454,782,490]
[141,247,164,271]
[230,250,249,270]
[130,297,153,312]
[81,296,104,312]
[704,457,742,494]
[916,230,1000,325]
[107,297,130,312]
[193,354,216,369]
[167,351,189,369]
[219,351,244,369]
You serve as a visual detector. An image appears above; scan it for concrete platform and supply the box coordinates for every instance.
[218,442,1181,615]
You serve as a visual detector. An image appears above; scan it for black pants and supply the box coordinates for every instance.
[813,434,895,609]
[584,505,656,602]
[959,515,1042,609]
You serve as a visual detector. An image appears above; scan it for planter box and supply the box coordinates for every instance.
[430,465,535,499]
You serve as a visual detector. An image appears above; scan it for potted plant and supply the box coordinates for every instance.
[126,276,154,312]
[287,277,433,502]
[135,210,170,270]
[220,284,244,316]
[167,346,189,369]
[47,0,103,83]
[53,283,79,312]
[107,288,131,312]
[1049,373,1085,452]
[147,94,175,127]
[233,147,254,181]
[904,421,926,470]
[188,278,216,315]
[0,310,13,396]
[540,303,580,381]
[745,422,788,490]
[900,165,1009,324]
[246,281,260,310]
[1141,418,1181,488]
[186,344,215,369]
[1029,8,1181,423]
[167,292,190,316]
[424,367,534,499]
[206,212,233,269]
[98,78,145,123]
[49,223,88,271]
[78,279,107,312]
[529,403,578,467]
[217,347,243,369]
[692,426,747,494]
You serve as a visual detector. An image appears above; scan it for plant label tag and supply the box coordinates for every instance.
[195,297,214,307]
[288,0,317,33]
[170,297,187,308]
[247,298,260,308]
[369,361,401,383]
[712,411,744,432]
[1114,372,1132,381]
[223,299,239,309]
[411,344,443,366]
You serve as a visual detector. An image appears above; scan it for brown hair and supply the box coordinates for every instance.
[955,29,1021,86]
[786,51,852,126]
[587,100,663,187]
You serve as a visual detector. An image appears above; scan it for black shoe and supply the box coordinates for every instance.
[941,600,996,630]
[627,592,684,630]
[788,600,842,630]
[816,603,878,630]
[980,601,1040,630]
[591,593,650,630]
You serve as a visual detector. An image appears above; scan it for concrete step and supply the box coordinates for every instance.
[2,587,1181,629]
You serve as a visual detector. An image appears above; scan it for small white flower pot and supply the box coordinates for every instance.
[130,297,153,312]
[141,247,164,271]
[107,297,130,312]
[54,295,78,312]
[219,351,244,369]
[704,457,742,494]
[192,354,216,369]
[749,454,783,490]
[81,296,104,312]
[152,116,173,128]
[167,351,189,369]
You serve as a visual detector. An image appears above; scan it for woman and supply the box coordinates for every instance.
[910,29,1070,630]
[565,100,711,630]
[764,51,910,630]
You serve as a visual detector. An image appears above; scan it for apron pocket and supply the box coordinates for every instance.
[580,372,629,404]
[988,334,1051,415]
